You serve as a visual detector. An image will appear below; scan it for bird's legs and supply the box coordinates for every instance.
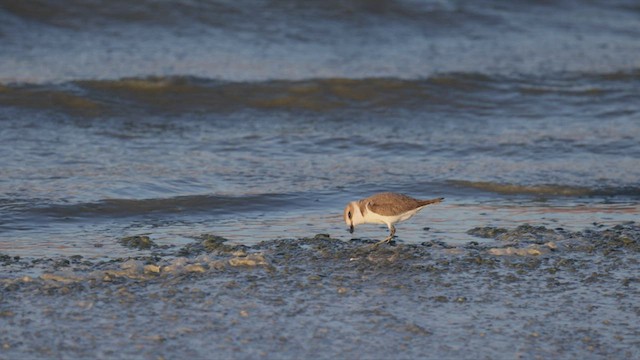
[373,224,396,248]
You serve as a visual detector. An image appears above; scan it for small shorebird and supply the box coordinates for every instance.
[344,192,444,246]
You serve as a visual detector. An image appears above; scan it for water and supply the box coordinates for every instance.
[1,77,639,257]
[1,1,639,358]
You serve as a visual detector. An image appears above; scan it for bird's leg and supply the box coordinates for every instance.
[373,224,396,248]
[386,224,396,242]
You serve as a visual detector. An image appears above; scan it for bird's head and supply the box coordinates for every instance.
[343,201,364,234]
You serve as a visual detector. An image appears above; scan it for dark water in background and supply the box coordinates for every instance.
[1,0,639,258]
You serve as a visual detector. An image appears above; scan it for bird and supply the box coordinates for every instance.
[343,192,444,246]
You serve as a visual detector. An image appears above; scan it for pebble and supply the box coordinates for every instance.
[144,264,161,274]
[40,273,79,283]
[184,264,207,273]
[488,246,548,256]
[228,254,267,267]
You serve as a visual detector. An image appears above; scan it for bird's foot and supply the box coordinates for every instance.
[371,236,395,249]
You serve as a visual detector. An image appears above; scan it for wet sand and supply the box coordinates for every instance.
[1,223,639,359]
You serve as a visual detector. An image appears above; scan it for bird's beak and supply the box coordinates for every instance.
[349,224,354,234]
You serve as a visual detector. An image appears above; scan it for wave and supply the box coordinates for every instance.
[2,71,639,115]
[448,180,640,197]
[2,0,501,31]
[2,1,638,85]
[5,1,636,36]
[0,75,472,115]
[21,193,306,220]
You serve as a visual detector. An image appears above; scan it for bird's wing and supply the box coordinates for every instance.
[366,193,422,216]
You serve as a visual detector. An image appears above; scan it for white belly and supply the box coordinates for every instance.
[363,207,423,227]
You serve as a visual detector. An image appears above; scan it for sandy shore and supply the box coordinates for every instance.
[1,223,639,359]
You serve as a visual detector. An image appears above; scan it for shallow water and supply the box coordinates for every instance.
[1,79,639,257]
[1,0,640,358]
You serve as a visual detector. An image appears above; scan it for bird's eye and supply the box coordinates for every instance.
[348,211,352,219]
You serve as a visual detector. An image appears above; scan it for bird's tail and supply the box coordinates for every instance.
[418,197,444,207]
